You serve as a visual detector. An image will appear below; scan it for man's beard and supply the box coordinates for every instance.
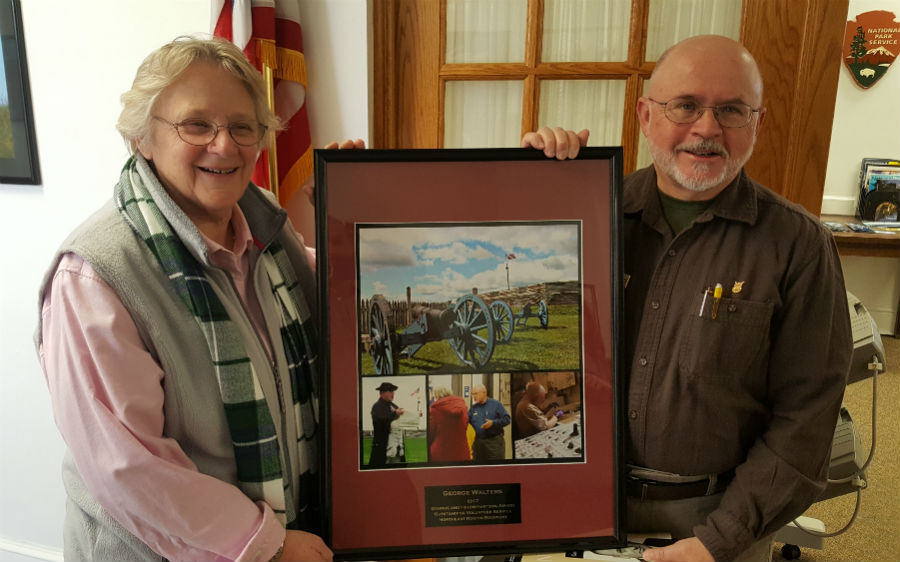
[647,136,752,193]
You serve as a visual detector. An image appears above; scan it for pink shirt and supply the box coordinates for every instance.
[39,207,315,562]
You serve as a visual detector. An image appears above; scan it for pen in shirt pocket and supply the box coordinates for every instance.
[711,283,723,319]
[698,283,723,318]
[698,286,711,317]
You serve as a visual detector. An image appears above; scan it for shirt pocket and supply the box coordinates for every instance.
[678,295,774,385]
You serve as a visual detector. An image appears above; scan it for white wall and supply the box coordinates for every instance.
[822,1,900,215]
[0,1,368,559]
[822,0,900,334]
[1,0,897,559]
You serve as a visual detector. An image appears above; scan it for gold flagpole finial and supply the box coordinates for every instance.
[262,62,279,202]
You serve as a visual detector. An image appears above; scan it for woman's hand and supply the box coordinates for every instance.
[300,139,368,203]
[324,138,366,150]
[278,529,333,561]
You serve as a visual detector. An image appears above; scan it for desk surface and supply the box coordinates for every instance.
[821,215,899,258]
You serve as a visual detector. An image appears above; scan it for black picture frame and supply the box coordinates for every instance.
[0,0,40,184]
[315,147,626,560]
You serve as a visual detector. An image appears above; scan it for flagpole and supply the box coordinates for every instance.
[262,62,279,202]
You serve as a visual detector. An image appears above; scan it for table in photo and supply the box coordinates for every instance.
[514,418,582,459]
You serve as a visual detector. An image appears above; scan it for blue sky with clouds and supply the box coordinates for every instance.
[358,222,580,302]
[0,39,8,105]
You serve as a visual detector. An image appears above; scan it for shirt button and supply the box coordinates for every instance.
[668,249,677,257]
[728,304,736,312]
[639,356,648,366]
[629,409,638,419]
[650,300,660,310]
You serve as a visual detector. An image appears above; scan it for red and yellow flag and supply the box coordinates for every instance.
[213,0,312,208]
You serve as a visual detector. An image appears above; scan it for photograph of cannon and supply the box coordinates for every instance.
[514,300,549,329]
[368,292,527,375]
[358,222,582,375]
[367,294,555,374]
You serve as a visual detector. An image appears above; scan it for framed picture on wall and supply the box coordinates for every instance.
[315,147,626,560]
[0,0,40,184]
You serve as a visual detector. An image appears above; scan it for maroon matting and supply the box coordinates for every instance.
[315,148,625,559]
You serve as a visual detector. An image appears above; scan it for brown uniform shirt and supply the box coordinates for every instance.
[622,166,852,560]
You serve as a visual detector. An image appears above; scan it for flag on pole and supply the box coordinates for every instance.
[213,0,313,208]
[507,253,516,260]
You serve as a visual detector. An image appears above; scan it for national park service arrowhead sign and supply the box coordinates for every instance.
[843,10,899,89]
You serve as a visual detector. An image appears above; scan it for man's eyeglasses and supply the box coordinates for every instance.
[153,116,267,147]
[647,97,760,128]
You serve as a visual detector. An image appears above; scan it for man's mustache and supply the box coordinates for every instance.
[675,139,729,158]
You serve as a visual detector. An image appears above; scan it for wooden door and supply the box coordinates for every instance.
[372,0,848,214]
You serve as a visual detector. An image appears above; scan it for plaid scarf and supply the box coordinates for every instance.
[114,156,319,530]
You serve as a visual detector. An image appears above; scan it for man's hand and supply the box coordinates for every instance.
[279,530,333,561]
[521,127,589,160]
[642,537,714,562]
[396,408,405,415]
[481,419,494,430]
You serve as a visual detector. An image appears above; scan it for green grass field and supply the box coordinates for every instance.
[1,106,15,158]
[361,303,581,374]
[361,435,428,465]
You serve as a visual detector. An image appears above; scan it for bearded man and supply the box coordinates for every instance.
[523,35,851,562]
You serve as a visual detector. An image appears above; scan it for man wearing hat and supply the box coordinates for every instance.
[369,382,404,467]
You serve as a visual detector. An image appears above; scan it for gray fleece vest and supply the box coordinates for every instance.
[35,184,317,562]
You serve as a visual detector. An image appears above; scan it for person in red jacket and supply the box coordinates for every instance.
[427,387,471,462]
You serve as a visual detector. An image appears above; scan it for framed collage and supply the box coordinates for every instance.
[0,0,40,184]
[315,148,625,559]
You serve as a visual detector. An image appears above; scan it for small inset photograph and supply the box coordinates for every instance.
[511,371,584,460]
[360,376,427,468]
[357,222,583,376]
[426,373,513,465]
[426,375,471,463]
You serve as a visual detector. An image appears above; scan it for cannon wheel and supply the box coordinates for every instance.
[450,294,495,369]
[538,300,549,328]
[369,295,396,375]
[490,300,514,343]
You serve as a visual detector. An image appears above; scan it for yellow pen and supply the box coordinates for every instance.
[711,283,723,319]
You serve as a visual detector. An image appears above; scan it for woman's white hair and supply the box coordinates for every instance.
[116,35,282,153]
[433,387,453,400]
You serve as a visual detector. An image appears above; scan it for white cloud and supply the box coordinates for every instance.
[358,238,417,272]
[359,223,581,301]
[418,241,495,264]
[404,254,579,302]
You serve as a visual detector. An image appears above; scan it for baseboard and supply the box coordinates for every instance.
[0,537,63,562]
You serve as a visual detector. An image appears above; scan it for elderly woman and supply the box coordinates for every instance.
[35,37,331,561]
[427,387,471,462]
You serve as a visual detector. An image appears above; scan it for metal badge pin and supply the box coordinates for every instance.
[732,281,744,295]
